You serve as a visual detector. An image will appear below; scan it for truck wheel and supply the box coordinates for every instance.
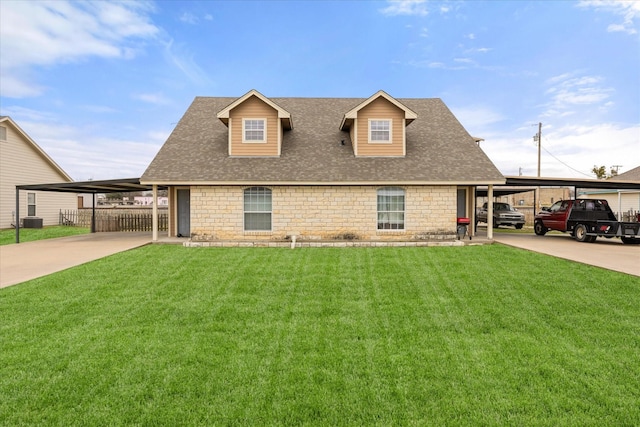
[574,224,589,242]
[515,224,524,230]
[587,235,597,243]
[621,237,639,244]
[493,219,499,228]
[534,221,547,236]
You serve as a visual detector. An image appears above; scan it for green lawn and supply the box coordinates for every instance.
[1,245,639,426]
[0,226,90,246]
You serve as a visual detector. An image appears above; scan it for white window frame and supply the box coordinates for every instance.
[369,119,392,144]
[377,187,405,230]
[0,126,6,141]
[27,192,36,217]
[242,118,267,143]
[243,187,272,232]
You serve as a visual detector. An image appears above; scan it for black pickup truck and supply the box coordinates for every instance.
[534,199,640,244]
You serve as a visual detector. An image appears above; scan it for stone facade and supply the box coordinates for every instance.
[189,185,458,242]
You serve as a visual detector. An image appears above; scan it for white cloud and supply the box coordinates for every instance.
[14,119,165,180]
[162,39,212,86]
[380,0,428,17]
[450,106,506,134]
[542,72,614,117]
[478,122,640,178]
[81,105,119,114]
[0,1,159,98]
[180,12,198,24]
[577,0,640,35]
[132,93,171,106]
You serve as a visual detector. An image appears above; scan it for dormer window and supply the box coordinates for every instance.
[369,119,391,143]
[243,119,266,143]
[217,90,292,157]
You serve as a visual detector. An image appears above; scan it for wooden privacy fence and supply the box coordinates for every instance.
[59,209,168,232]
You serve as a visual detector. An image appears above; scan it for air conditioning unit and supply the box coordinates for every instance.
[23,217,43,228]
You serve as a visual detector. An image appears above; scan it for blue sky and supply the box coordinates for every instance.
[1,0,638,180]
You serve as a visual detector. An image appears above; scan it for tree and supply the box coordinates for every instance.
[105,192,123,200]
[592,165,619,180]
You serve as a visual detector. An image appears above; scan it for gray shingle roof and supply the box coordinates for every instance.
[611,165,640,181]
[141,96,505,184]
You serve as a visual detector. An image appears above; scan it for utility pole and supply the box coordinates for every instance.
[533,122,542,213]
[537,122,542,178]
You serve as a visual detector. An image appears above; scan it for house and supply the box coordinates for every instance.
[578,165,640,221]
[0,116,77,229]
[141,90,505,243]
[133,196,168,206]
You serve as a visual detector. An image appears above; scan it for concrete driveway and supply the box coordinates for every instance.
[0,232,153,288]
[491,231,640,277]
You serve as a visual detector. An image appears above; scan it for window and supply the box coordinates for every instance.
[27,193,36,216]
[369,119,391,143]
[377,187,404,230]
[0,126,6,141]
[243,119,266,142]
[244,187,272,231]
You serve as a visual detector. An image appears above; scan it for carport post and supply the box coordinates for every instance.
[152,184,158,241]
[91,193,96,233]
[15,187,20,244]
[487,184,494,240]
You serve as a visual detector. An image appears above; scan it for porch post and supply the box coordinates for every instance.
[152,184,158,242]
[91,193,96,233]
[487,184,494,240]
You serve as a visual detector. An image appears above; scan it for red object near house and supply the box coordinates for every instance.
[457,217,470,225]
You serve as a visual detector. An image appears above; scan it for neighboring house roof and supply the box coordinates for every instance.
[0,116,73,182]
[141,94,505,185]
[611,165,640,181]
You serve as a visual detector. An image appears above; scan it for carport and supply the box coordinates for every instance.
[477,176,640,239]
[14,178,166,243]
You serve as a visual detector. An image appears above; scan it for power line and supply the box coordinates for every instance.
[539,144,593,177]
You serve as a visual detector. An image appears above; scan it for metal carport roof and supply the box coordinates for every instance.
[504,176,640,190]
[476,176,640,197]
[15,177,164,193]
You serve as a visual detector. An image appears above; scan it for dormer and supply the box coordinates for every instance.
[340,90,417,157]
[217,89,292,157]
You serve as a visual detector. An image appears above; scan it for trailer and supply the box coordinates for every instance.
[534,199,640,244]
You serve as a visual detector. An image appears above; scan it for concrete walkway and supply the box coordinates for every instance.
[0,232,154,288]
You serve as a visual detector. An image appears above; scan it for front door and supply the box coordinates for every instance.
[456,189,467,218]
[177,189,190,237]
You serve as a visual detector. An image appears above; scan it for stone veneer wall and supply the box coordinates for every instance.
[189,185,458,241]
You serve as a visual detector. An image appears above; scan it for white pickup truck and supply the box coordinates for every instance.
[476,202,525,229]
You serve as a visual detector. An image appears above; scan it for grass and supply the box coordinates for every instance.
[1,245,639,426]
[0,225,90,246]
